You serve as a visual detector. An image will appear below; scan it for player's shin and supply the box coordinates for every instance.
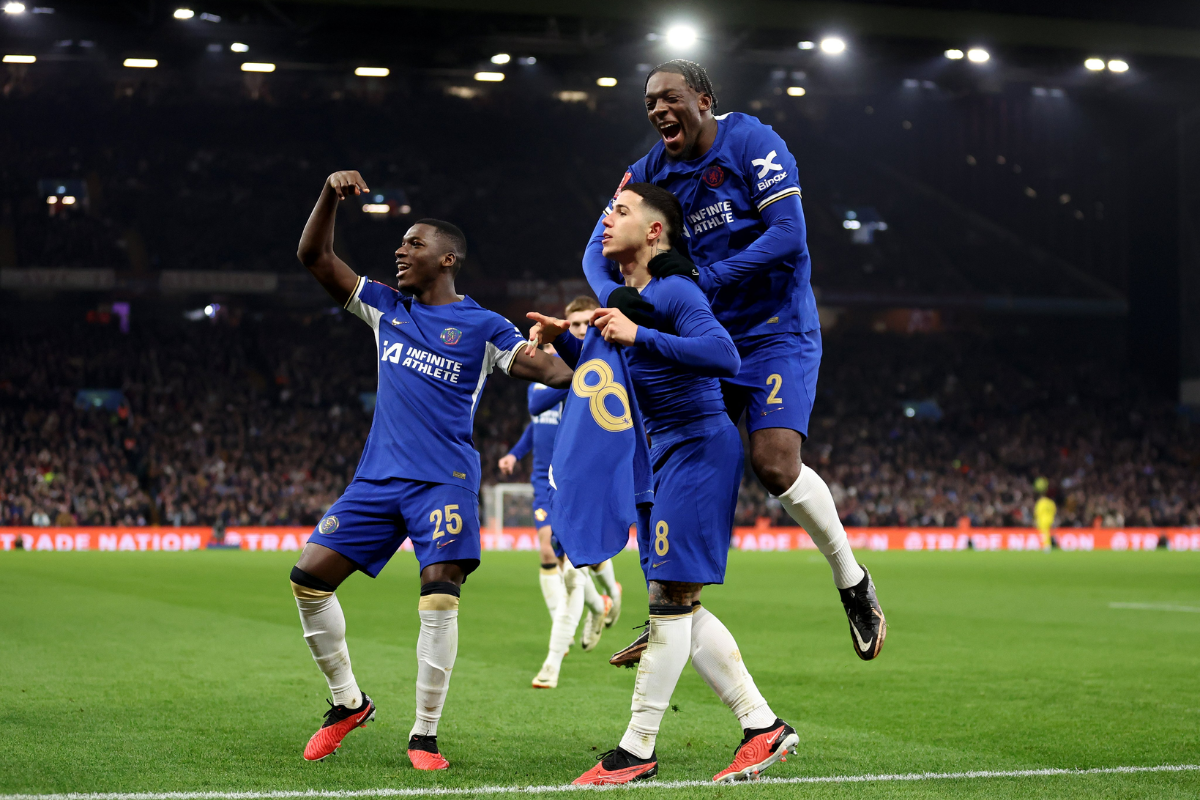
[292,576,362,709]
[581,568,607,617]
[539,563,565,617]
[776,465,865,589]
[618,605,694,759]
[690,605,775,729]
[591,560,619,596]
[543,564,584,669]
[411,582,459,738]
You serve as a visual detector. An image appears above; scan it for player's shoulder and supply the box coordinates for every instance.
[724,111,786,144]
[457,296,523,340]
[357,277,402,307]
[651,274,710,307]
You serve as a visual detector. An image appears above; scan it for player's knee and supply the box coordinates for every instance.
[290,565,337,599]
[754,457,799,496]
[418,581,461,611]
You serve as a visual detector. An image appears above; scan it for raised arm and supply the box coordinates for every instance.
[528,385,569,416]
[296,171,368,306]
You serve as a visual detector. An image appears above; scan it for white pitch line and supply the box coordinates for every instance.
[2,764,1197,800]
[1110,602,1200,613]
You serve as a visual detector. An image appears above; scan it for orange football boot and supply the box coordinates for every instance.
[303,695,375,761]
[407,734,450,770]
[573,747,657,785]
[713,718,798,782]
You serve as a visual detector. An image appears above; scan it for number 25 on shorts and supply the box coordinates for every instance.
[430,505,463,539]
[654,520,669,556]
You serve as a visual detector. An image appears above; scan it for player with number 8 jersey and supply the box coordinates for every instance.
[528,182,796,785]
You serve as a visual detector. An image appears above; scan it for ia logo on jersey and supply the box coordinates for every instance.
[440,327,463,345]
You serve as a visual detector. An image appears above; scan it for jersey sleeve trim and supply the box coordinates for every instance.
[757,187,802,211]
[343,275,364,309]
[344,275,384,330]
[489,341,526,376]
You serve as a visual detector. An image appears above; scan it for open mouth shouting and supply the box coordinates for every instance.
[658,120,684,149]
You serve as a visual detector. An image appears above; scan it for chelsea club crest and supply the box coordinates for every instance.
[440,327,463,345]
[319,516,339,534]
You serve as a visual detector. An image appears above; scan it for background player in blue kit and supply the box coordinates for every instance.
[528,183,798,785]
[581,60,886,663]
[289,169,572,770]
[499,297,623,690]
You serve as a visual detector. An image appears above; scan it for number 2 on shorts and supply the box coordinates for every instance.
[766,373,784,405]
[430,505,463,539]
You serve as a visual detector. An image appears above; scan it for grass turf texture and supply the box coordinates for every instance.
[1,551,1198,800]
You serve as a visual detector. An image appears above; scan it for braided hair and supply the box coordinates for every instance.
[645,59,717,112]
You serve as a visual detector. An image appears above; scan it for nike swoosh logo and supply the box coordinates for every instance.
[760,407,785,416]
[391,318,407,325]
[652,560,670,568]
[437,539,456,549]
[851,622,873,652]
[765,728,783,746]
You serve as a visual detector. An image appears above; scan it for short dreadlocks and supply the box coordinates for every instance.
[645,59,717,112]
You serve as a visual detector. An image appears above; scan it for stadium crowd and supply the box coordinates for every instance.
[2,316,1195,530]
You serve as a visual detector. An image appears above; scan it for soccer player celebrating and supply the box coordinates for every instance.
[529,183,798,784]
[290,170,572,769]
[582,60,886,662]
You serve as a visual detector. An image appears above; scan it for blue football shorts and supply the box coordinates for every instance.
[309,477,481,578]
[721,330,822,438]
[639,416,744,585]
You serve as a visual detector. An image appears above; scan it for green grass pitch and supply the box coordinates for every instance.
[2,550,1198,799]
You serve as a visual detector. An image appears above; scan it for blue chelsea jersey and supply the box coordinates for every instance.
[528,383,566,482]
[614,112,819,340]
[345,277,527,492]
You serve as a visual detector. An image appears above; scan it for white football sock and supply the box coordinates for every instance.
[542,563,584,672]
[776,465,865,589]
[410,595,459,738]
[581,568,607,616]
[690,606,776,730]
[619,610,693,759]
[539,564,565,618]
[294,590,362,709]
[591,560,619,596]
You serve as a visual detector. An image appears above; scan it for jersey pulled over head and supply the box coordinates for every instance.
[602,182,684,263]
[394,218,467,293]
[644,59,718,159]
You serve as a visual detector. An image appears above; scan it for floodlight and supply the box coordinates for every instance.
[820,37,846,54]
[230,42,249,53]
[1107,59,1128,72]
[3,54,35,63]
[786,86,806,96]
[62,196,76,205]
[967,48,989,63]
[797,41,815,50]
[46,196,57,204]
[173,8,194,19]
[241,62,275,72]
[518,56,536,65]
[3,2,25,13]
[398,204,412,214]
[123,58,158,68]
[355,67,389,77]
[944,49,964,60]
[596,77,617,87]
[843,220,861,230]
[491,53,510,65]
[1084,58,1105,71]
[474,71,504,82]
[665,25,697,49]
[362,204,389,214]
